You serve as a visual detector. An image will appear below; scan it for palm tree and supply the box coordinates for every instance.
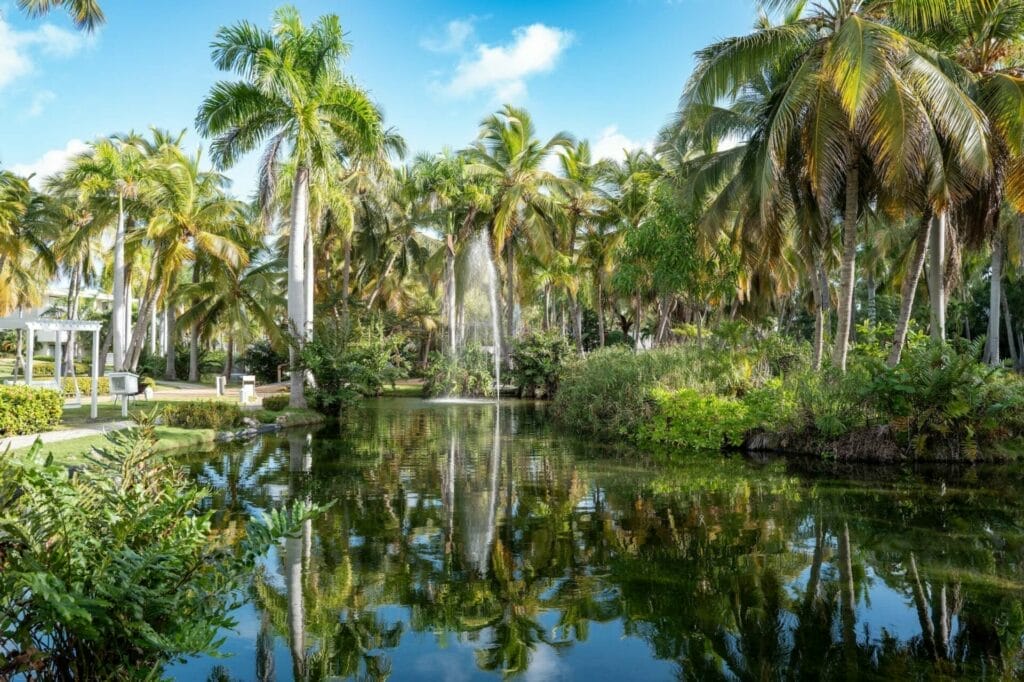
[17,0,104,30]
[63,136,147,371]
[0,171,55,316]
[196,4,386,407]
[683,0,990,370]
[465,105,572,358]
[124,146,246,372]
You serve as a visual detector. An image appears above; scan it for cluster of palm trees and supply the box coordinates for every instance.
[6,0,1024,407]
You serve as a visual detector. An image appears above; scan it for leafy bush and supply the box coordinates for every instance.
[29,360,90,378]
[60,377,111,397]
[0,385,63,435]
[261,394,290,411]
[552,346,692,438]
[0,417,324,679]
[510,330,573,398]
[302,316,408,413]
[241,339,288,384]
[162,400,244,430]
[424,345,496,397]
[640,387,750,450]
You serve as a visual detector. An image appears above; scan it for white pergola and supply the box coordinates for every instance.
[0,316,103,419]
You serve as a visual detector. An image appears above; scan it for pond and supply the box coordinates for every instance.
[169,399,1024,680]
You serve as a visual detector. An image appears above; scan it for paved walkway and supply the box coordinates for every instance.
[0,420,134,452]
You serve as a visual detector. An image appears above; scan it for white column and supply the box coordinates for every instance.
[91,329,99,419]
[25,328,34,385]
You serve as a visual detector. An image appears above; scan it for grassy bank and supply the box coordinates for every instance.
[11,426,218,465]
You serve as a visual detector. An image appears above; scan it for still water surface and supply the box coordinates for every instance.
[169,399,1024,680]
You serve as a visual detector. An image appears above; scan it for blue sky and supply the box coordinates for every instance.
[0,0,756,198]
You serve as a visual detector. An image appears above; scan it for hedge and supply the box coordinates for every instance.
[162,401,244,430]
[261,395,289,411]
[0,385,63,436]
[60,377,111,397]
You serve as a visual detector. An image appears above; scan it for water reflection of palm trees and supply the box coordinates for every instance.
[187,403,1024,681]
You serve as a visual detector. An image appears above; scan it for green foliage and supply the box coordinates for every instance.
[552,346,691,438]
[241,339,288,384]
[29,360,89,378]
[640,387,750,450]
[0,385,63,435]
[0,416,326,679]
[510,330,573,398]
[261,394,290,411]
[302,316,408,413]
[424,345,495,398]
[162,400,244,430]
[59,376,110,397]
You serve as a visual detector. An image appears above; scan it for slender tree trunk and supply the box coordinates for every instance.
[571,295,584,353]
[224,334,234,379]
[288,165,310,408]
[888,212,931,367]
[188,322,200,382]
[543,285,551,331]
[341,232,352,310]
[112,196,127,371]
[1003,286,1018,367]
[988,229,1004,366]
[929,211,947,342]
[832,149,860,371]
[634,290,642,352]
[305,218,315,339]
[126,255,163,370]
[164,305,177,380]
[64,262,81,368]
[505,240,515,363]
[866,272,876,325]
[367,250,399,309]
[446,234,456,355]
[596,277,606,347]
[811,261,825,371]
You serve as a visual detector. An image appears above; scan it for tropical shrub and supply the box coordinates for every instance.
[510,330,573,398]
[640,387,750,450]
[552,346,693,438]
[60,377,111,397]
[29,360,90,378]
[424,345,495,398]
[261,394,290,411]
[0,385,63,435]
[302,316,408,413]
[0,417,324,679]
[241,339,288,384]
[162,400,244,430]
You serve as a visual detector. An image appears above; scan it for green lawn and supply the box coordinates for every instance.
[10,426,218,465]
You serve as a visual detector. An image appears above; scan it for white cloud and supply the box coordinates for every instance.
[10,139,88,187]
[441,23,573,102]
[25,89,55,117]
[592,125,652,161]
[421,17,477,53]
[0,14,94,90]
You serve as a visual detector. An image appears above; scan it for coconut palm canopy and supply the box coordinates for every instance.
[3,0,1024,407]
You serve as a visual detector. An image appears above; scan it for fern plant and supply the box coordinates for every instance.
[0,413,328,679]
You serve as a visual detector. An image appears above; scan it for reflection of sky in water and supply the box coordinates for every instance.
[166,400,1024,680]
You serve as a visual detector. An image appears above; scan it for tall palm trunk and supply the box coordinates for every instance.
[634,289,642,352]
[866,273,876,325]
[1003,287,1018,367]
[832,150,859,371]
[126,255,163,370]
[287,165,310,408]
[888,212,931,367]
[112,195,127,371]
[446,234,456,355]
[164,305,177,380]
[987,229,1004,366]
[223,334,234,378]
[810,254,825,370]
[596,276,606,347]
[571,294,584,352]
[504,240,515,363]
[188,321,200,382]
[367,250,399,308]
[929,211,947,342]
[63,262,81,368]
[305,220,315,338]
[341,232,352,310]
